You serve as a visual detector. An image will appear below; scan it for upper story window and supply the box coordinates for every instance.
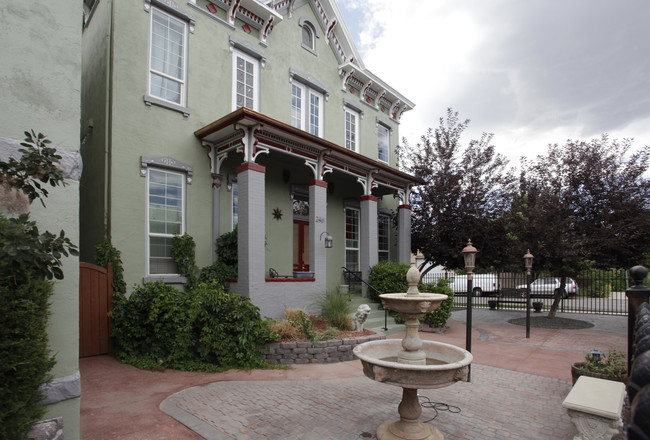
[147,6,188,112]
[232,49,259,111]
[299,18,319,55]
[291,83,324,137]
[345,107,360,152]
[378,124,389,163]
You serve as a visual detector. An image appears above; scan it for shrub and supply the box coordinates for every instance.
[581,349,627,380]
[198,260,237,289]
[319,290,354,331]
[367,261,410,302]
[95,240,126,295]
[216,227,238,267]
[0,278,56,439]
[266,319,299,341]
[420,279,455,328]
[111,281,275,371]
[171,233,199,289]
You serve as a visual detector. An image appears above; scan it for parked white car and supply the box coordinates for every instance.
[446,274,501,297]
[516,277,579,298]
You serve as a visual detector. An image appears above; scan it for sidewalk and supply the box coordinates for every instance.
[80,309,627,439]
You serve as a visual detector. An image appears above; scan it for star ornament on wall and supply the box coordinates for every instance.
[272,207,283,220]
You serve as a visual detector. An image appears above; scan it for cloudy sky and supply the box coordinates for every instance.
[336,0,650,167]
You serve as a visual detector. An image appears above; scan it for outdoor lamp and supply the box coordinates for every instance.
[589,349,604,363]
[461,239,478,273]
[524,249,534,275]
[320,231,333,248]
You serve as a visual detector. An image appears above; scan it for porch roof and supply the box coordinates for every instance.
[194,107,425,191]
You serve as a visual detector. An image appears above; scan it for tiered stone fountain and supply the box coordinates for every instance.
[353,262,472,440]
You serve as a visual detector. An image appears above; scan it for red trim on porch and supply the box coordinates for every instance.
[360,195,378,202]
[265,278,315,282]
[398,204,412,210]
[236,162,266,173]
[309,180,328,188]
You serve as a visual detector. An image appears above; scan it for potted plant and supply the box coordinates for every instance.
[532,301,543,312]
[571,349,628,384]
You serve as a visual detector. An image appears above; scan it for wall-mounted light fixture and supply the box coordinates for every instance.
[320,231,333,248]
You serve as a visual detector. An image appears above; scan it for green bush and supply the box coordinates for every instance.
[198,260,238,289]
[95,240,126,294]
[0,278,56,439]
[420,279,455,328]
[216,227,238,267]
[319,290,354,331]
[367,261,410,302]
[171,233,199,289]
[111,281,274,371]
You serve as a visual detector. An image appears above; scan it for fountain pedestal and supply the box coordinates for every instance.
[353,262,472,440]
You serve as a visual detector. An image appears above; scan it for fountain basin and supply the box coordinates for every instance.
[354,339,473,389]
[380,293,448,317]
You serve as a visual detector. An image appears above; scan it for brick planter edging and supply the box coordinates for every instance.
[263,331,386,364]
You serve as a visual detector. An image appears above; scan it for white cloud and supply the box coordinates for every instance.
[337,0,650,167]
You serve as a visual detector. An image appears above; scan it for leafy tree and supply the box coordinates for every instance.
[398,108,514,273]
[509,135,650,316]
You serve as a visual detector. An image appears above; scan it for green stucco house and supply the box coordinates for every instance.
[0,1,83,438]
[81,0,421,318]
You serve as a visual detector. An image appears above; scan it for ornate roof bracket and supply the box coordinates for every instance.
[260,15,275,45]
[362,80,373,100]
[356,176,368,194]
[390,100,401,120]
[228,0,242,25]
[215,150,230,175]
[340,68,354,91]
[304,159,318,179]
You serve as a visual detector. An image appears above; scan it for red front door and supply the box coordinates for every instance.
[293,220,310,271]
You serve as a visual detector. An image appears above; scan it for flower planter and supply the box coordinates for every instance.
[532,302,543,313]
[570,362,628,385]
[292,271,314,278]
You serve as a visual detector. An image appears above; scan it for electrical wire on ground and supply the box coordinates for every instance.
[418,394,461,423]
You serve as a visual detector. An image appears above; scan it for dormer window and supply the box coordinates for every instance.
[299,18,318,55]
[302,26,314,50]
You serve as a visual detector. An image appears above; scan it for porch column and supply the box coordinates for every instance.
[236,163,266,296]
[360,195,378,297]
[211,173,221,262]
[398,204,412,264]
[309,180,327,282]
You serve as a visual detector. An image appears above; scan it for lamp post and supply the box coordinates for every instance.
[524,250,534,338]
[462,239,478,381]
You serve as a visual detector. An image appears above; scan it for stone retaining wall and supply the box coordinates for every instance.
[263,332,386,364]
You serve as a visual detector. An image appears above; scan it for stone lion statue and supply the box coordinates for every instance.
[353,304,372,331]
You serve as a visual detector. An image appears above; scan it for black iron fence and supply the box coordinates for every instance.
[421,269,630,315]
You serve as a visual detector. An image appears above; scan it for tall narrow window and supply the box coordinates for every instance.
[148,7,187,106]
[345,208,360,271]
[378,124,389,163]
[345,108,360,152]
[231,181,238,230]
[378,215,390,261]
[232,50,259,110]
[147,168,185,275]
[290,82,323,137]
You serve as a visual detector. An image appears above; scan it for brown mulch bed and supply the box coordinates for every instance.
[277,317,375,343]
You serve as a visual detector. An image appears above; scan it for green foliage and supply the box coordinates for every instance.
[286,309,316,341]
[420,279,455,328]
[0,278,56,439]
[198,260,237,289]
[582,349,627,380]
[171,233,199,289]
[0,214,78,284]
[577,266,627,298]
[367,261,410,302]
[0,130,65,207]
[94,240,126,294]
[111,281,275,371]
[319,290,354,331]
[215,227,238,267]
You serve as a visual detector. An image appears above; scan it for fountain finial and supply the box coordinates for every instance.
[406,254,421,296]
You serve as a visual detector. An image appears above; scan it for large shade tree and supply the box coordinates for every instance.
[508,135,650,316]
[398,108,514,274]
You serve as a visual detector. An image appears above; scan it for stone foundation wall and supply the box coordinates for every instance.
[263,332,385,364]
[28,417,63,440]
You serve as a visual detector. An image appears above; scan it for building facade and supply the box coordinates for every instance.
[81,0,421,318]
[0,1,83,438]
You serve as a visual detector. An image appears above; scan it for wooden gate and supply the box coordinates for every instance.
[79,262,113,357]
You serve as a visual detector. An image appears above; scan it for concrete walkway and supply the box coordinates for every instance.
[80,309,628,440]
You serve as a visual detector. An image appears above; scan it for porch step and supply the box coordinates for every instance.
[348,294,403,336]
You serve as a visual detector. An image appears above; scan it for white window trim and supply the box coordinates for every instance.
[345,107,360,153]
[144,4,191,117]
[291,81,324,137]
[345,207,360,270]
[232,48,260,111]
[144,167,187,279]
[378,214,390,261]
[377,123,390,164]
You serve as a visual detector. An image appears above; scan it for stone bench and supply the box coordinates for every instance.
[562,375,626,440]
